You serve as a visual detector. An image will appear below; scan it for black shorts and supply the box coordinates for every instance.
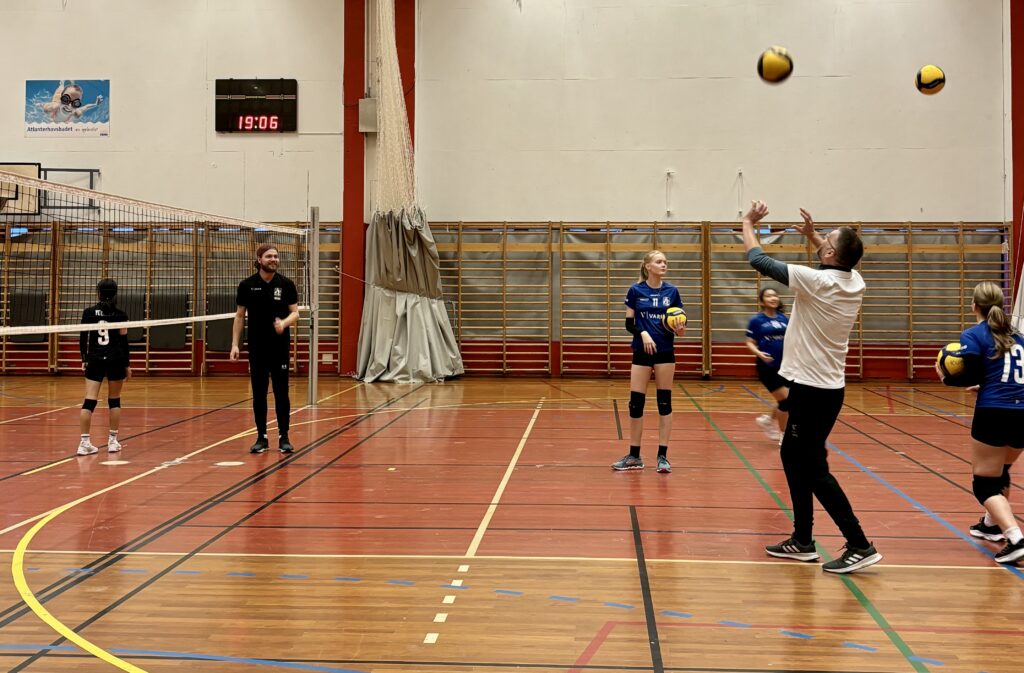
[631,350,675,367]
[756,364,789,393]
[84,357,126,383]
[248,343,291,375]
[971,407,1024,449]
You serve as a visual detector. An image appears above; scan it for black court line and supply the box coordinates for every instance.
[612,399,624,440]
[0,397,252,483]
[630,505,664,673]
[0,390,418,632]
[12,399,426,671]
[874,385,976,410]
[862,387,971,428]
[841,397,1024,497]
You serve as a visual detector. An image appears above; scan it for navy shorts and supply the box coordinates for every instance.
[631,350,675,367]
[971,407,1024,449]
[756,364,789,393]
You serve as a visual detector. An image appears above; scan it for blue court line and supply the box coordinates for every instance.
[386,580,415,586]
[281,574,309,580]
[494,589,523,596]
[828,440,1024,581]
[603,602,634,609]
[548,595,577,602]
[25,568,39,573]
[843,642,878,652]
[0,644,368,672]
[440,584,469,590]
[333,577,361,582]
[740,384,774,407]
[877,391,967,421]
[173,570,201,575]
[909,655,945,665]
[719,620,751,628]
[781,630,814,639]
[659,610,692,618]
[65,568,93,574]
[228,572,257,577]
[119,569,147,574]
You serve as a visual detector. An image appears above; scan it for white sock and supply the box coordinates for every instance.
[984,512,995,527]
[1005,526,1023,545]
[109,430,118,437]
[80,434,90,444]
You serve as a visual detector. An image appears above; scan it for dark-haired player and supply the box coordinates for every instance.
[78,278,131,456]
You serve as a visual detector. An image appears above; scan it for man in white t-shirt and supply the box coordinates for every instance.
[741,200,882,574]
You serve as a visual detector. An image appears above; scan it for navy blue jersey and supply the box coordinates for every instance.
[624,281,683,353]
[746,312,788,372]
[959,322,1024,409]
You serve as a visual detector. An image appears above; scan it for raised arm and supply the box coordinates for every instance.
[797,208,826,250]
[742,200,790,286]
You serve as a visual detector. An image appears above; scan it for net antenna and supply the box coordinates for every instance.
[0,170,310,373]
[354,0,463,382]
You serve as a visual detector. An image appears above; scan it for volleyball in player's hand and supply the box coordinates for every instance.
[664,307,687,333]
[936,342,980,386]
[916,65,945,95]
[758,46,793,84]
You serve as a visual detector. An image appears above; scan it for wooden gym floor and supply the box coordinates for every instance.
[0,375,1019,673]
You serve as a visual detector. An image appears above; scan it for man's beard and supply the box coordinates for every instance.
[258,262,277,274]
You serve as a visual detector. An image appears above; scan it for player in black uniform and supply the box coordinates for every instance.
[78,278,131,456]
[231,243,300,454]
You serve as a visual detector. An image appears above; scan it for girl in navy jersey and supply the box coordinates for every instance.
[745,287,789,442]
[937,282,1024,563]
[613,250,686,473]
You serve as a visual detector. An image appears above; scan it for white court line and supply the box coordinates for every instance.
[433,613,448,623]
[423,633,439,644]
[464,399,544,557]
[0,405,75,426]
[442,595,456,604]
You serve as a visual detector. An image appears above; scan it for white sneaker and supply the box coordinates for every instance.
[755,414,781,441]
[107,437,122,453]
[77,442,99,456]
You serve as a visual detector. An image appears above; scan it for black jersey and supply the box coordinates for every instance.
[236,272,298,347]
[79,303,130,366]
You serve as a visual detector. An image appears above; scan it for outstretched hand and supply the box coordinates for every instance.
[797,208,815,237]
[743,200,769,225]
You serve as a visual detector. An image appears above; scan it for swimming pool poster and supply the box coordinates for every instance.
[25,79,110,137]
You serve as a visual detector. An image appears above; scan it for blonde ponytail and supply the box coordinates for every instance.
[973,281,1017,358]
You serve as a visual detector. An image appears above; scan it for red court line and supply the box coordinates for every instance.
[570,619,1024,671]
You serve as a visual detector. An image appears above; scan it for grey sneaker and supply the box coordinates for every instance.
[611,454,644,471]
[656,455,672,473]
[765,537,820,562]
[822,543,882,574]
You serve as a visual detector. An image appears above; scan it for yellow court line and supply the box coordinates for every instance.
[21,458,74,476]
[465,398,545,558]
[0,405,75,426]
[0,548,1004,572]
[7,383,366,671]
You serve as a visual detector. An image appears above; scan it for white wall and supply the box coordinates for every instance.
[0,0,344,222]
[416,0,1011,223]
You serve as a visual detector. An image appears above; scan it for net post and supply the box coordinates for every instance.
[307,206,320,407]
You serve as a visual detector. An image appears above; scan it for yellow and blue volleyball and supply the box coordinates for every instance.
[916,65,945,95]
[663,307,687,332]
[758,46,793,84]
[937,342,979,386]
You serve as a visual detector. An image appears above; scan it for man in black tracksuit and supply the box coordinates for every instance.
[231,243,299,454]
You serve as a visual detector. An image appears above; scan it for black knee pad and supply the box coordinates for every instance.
[973,475,1004,506]
[656,389,672,416]
[108,398,121,409]
[82,398,98,412]
[628,391,645,419]
[777,398,791,412]
[1001,464,1012,490]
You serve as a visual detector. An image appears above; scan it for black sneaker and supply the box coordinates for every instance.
[969,517,1005,542]
[822,543,882,574]
[994,539,1024,564]
[765,537,820,562]
[279,437,295,454]
[249,437,269,454]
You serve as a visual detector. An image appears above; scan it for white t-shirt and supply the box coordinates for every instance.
[778,264,865,389]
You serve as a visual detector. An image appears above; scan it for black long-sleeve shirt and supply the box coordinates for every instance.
[79,303,130,367]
